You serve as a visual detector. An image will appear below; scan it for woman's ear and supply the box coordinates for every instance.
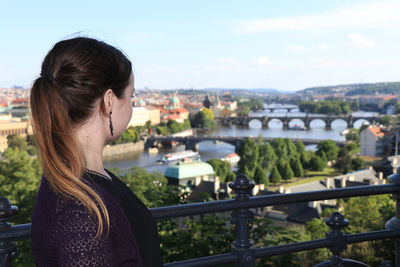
[103,89,114,113]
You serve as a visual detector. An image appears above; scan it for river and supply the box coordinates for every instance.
[104,106,378,174]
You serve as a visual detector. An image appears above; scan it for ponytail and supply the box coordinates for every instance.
[30,77,110,238]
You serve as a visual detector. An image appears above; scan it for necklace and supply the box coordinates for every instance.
[85,168,113,181]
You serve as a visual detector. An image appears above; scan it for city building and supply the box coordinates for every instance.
[159,96,189,123]
[128,107,160,127]
[210,95,237,117]
[165,161,215,187]
[0,113,30,152]
[360,126,386,157]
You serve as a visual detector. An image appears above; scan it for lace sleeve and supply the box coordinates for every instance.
[54,199,114,267]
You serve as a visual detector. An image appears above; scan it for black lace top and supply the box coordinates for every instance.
[84,170,163,267]
[31,170,163,267]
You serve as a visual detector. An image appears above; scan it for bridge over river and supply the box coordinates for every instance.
[215,114,382,130]
[145,135,346,151]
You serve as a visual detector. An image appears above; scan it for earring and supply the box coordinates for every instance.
[109,111,114,136]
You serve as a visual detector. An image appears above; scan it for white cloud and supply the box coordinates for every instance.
[346,33,375,48]
[234,1,400,33]
[214,57,234,64]
[309,57,329,64]
[317,44,329,51]
[285,45,304,51]
[257,56,272,67]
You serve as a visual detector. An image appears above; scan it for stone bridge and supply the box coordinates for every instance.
[216,114,382,130]
[145,136,346,151]
[263,105,298,112]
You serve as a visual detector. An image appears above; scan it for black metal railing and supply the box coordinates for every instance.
[2,172,400,267]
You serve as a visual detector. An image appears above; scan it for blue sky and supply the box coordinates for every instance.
[1,0,399,91]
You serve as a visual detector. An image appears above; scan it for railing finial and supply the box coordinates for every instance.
[325,212,348,257]
[388,166,400,184]
[229,174,255,201]
[0,196,19,267]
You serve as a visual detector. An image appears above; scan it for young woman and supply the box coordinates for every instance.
[30,37,162,266]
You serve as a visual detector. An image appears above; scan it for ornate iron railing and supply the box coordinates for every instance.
[2,172,400,267]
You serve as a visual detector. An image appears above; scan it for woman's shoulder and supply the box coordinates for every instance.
[34,175,118,219]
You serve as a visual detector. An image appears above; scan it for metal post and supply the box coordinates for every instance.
[325,212,349,265]
[395,128,398,156]
[229,174,255,267]
[0,197,18,267]
[386,168,400,267]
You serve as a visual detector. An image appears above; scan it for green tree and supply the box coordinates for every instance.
[280,161,294,181]
[379,115,393,126]
[237,138,259,178]
[339,195,395,265]
[114,166,168,207]
[295,141,306,155]
[316,140,339,161]
[159,214,235,263]
[351,157,365,170]
[145,120,152,129]
[291,157,305,177]
[299,100,356,115]
[345,128,360,143]
[335,147,353,174]
[254,166,268,185]
[269,166,281,184]
[167,120,183,133]
[156,124,169,135]
[258,143,277,174]
[304,218,330,263]
[284,138,298,159]
[272,138,288,158]
[0,146,41,267]
[206,158,234,183]
[7,134,28,150]
[344,142,360,156]
[115,126,140,144]
[309,155,326,171]
[191,108,216,130]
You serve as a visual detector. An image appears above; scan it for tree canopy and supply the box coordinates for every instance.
[190,108,216,130]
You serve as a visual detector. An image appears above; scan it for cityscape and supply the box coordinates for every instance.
[2,80,400,265]
[2,0,400,266]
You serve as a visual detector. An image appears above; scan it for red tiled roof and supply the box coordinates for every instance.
[369,126,385,137]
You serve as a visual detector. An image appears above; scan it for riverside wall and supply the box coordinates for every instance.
[102,141,144,158]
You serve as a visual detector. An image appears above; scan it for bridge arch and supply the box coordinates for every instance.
[288,119,306,130]
[353,119,370,129]
[248,119,263,129]
[330,118,348,129]
[266,118,284,129]
[308,119,327,129]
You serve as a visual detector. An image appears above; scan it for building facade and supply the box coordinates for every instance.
[360,126,385,157]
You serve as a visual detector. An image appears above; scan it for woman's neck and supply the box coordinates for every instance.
[75,113,108,175]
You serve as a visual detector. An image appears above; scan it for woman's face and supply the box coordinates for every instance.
[109,73,134,141]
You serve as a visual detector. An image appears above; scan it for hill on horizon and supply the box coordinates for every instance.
[202,88,281,94]
[298,81,400,96]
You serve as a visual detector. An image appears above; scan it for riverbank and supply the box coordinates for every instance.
[103,141,144,158]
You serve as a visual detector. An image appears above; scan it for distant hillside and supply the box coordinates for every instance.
[203,88,280,94]
[299,81,400,96]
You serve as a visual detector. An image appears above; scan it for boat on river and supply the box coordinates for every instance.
[289,124,306,131]
[157,150,200,164]
[221,153,240,164]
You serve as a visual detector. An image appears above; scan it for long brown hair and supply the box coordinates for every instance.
[30,37,132,237]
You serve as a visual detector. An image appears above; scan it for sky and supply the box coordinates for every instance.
[1,0,400,91]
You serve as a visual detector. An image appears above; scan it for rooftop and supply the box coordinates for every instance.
[165,161,214,179]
